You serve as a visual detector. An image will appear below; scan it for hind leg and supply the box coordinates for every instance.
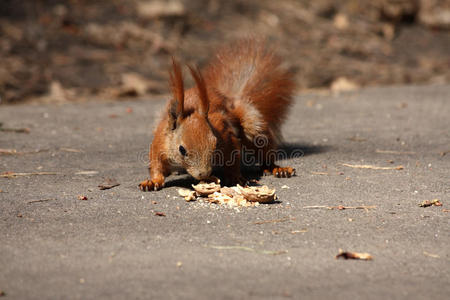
[263,164,296,178]
[259,140,296,178]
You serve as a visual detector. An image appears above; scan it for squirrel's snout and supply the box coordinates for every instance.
[191,168,212,180]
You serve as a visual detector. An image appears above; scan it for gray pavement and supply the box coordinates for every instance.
[1,85,449,299]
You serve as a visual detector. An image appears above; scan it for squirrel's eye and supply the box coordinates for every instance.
[179,145,187,156]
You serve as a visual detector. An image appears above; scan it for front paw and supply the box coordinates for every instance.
[139,179,164,191]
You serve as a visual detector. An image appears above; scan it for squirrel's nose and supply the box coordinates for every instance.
[194,168,212,180]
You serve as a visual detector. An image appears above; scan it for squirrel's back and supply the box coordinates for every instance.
[204,39,295,142]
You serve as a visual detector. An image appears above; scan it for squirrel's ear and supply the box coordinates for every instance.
[168,58,184,129]
[188,65,209,117]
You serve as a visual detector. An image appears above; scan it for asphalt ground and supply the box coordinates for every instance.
[0,85,449,299]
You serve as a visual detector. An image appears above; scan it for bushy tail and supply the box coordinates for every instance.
[204,39,295,130]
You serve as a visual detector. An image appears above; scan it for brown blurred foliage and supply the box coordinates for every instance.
[0,0,449,103]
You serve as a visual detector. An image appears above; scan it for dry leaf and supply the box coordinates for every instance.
[336,251,373,260]
[155,212,166,216]
[418,199,442,207]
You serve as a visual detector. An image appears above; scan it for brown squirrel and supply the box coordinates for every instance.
[139,39,296,191]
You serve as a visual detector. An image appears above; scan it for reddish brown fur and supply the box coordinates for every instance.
[139,39,296,191]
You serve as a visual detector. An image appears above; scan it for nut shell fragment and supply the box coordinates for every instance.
[192,182,221,196]
[178,188,197,201]
[237,185,276,203]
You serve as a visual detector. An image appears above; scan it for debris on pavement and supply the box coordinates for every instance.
[208,245,287,256]
[179,179,277,208]
[347,136,367,142]
[330,77,359,93]
[418,199,442,207]
[336,250,373,260]
[192,181,221,196]
[178,188,196,201]
[78,195,88,201]
[291,229,308,234]
[75,171,99,175]
[237,185,276,203]
[0,124,30,133]
[342,163,404,170]
[375,149,416,155]
[303,205,376,211]
[59,147,84,153]
[98,178,120,190]
[0,171,58,178]
[439,150,450,157]
[0,149,19,155]
[155,212,166,217]
[27,198,55,204]
[423,251,440,258]
[253,217,295,225]
[311,171,329,175]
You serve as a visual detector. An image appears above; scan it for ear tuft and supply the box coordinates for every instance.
[168,58,185,129]
[188,65,209,117]
[169,58,184,116]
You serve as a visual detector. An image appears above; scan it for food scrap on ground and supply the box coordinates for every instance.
[336,250,373,260]
[418,199,442,207]
[192,181,221,196]
[178,180,277,208]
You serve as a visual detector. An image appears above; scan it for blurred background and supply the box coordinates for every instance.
[0,0,449,104]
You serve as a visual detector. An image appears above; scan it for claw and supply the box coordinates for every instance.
[268,166,296,178]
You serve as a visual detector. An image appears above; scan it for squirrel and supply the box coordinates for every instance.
[139,39,296,191]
